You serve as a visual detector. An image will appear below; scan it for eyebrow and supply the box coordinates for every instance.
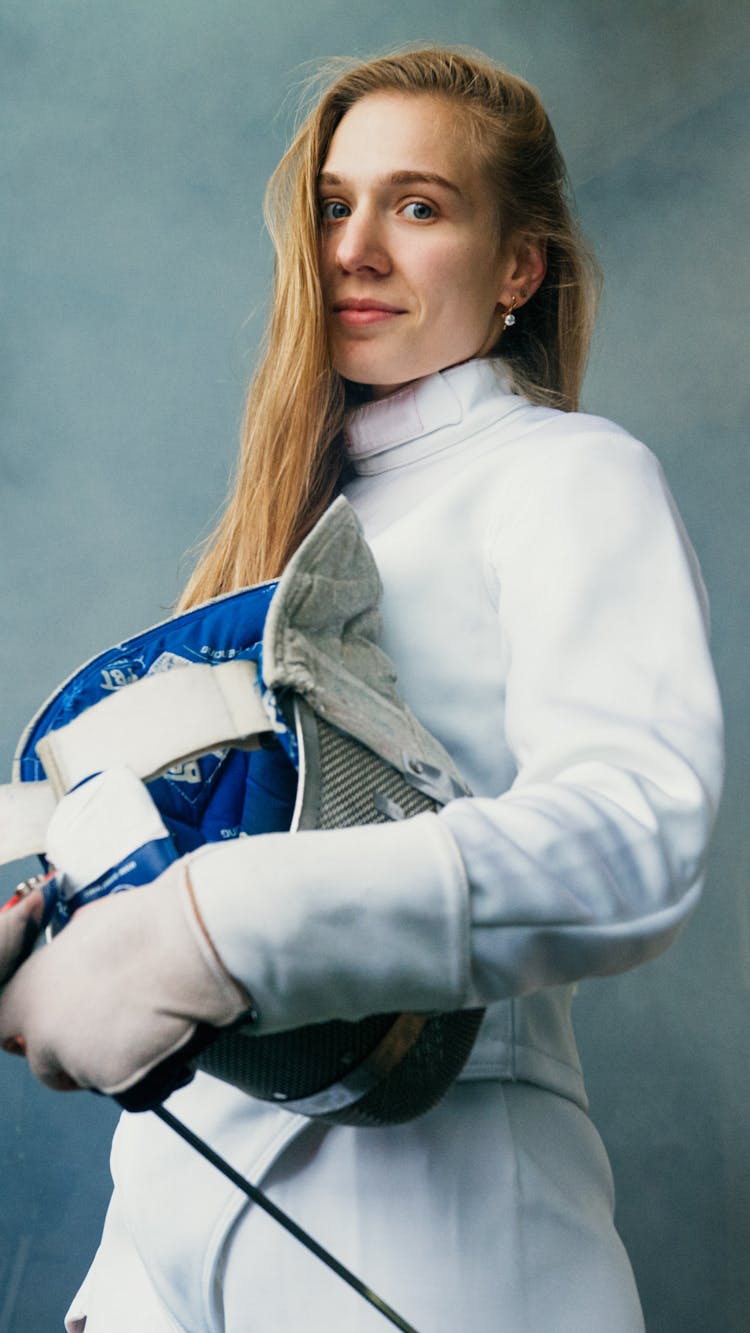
[318,170,463,196]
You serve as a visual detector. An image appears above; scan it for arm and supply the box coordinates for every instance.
[443,433,723,995]
[0,433,724,1090]
[192,431,723,1020]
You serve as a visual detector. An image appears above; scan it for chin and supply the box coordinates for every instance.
[337,358,432,391]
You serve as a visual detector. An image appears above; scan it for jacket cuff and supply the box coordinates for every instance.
[187,812,470,1034]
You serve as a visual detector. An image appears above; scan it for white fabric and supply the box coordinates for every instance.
[64,1197,182,1332]
[45,767,171,891]
[0,659,270,864]
[217,1083,645,1333]
[68,1082,644,1332]
[188,812,470,1032]
[68,357,722,1329]
[193,357,723,1099]
[36,658,269,798]
[0,861,248,1095]
[0,779,55,863]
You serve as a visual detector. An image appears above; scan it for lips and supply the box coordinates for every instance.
[331,298,406,327]
[333,298,405,312]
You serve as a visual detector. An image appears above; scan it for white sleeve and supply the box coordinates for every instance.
[441,432,724,998]
[190,433,723,1032]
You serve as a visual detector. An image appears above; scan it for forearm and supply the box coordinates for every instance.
[190,728,718,1031]
[189,811,471,1032]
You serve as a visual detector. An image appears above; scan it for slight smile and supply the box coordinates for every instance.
[332,299,406,326]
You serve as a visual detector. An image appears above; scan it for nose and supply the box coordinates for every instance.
[333,207,391,276]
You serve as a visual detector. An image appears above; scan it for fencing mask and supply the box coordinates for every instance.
[0,497,484,1124]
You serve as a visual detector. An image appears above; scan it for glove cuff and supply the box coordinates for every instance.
[188,812,471,1034]
[167,860,254,1027]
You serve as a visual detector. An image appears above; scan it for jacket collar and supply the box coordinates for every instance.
[343,358,520,474]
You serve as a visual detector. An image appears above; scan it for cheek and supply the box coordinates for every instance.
[419,244,499,330]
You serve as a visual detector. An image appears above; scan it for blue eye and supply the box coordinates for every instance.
[320,200,350,221]
[403,201,435,220]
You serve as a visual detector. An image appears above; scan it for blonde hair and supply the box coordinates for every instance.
[179,47,601,607]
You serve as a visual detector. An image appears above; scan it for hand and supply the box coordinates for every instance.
[0,860,251,1096]
[0,889,45,987]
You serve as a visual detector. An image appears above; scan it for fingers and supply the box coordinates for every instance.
[0,916,81,1089]
[36,1068,81,1093]
[2,1018,81,1091]
[2,1034,27,1056]
[0,888,45,986]
[0,869,234,1099]
[24,1041,83,1092]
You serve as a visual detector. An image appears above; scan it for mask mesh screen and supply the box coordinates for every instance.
[196,709,484,1125]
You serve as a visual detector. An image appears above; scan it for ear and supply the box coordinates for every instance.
[497,237,547,310]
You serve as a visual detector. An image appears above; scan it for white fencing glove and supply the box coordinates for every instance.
[0,859,252,1097]
[0,768,252,1100]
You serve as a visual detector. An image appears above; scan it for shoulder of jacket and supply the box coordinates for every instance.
[477,407,670,577]
[491,402,661,483]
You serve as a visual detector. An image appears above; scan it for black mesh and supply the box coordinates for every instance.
[315,722,431,829]
[198,1014,395,1101]
[331,1008,485,1127]
[195,710,484,1125]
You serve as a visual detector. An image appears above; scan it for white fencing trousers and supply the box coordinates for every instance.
[65,1082,645,1333]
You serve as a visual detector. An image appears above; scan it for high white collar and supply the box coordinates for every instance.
[343,358,521,474]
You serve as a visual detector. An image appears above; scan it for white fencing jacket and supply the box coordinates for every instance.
[192,354,724,1108]
[106,356,723,1327]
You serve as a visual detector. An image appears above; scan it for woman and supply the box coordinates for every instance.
[0,48,723,1332]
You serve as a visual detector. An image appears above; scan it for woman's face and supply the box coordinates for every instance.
[318,92,533,399]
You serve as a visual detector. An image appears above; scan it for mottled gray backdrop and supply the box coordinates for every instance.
[1,2,747,1329]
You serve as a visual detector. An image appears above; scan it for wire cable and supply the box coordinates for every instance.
[153,1104,420,1332]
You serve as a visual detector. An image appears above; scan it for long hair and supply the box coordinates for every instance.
[179,47,601,607]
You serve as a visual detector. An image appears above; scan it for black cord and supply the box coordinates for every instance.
[153,1104,420,1333]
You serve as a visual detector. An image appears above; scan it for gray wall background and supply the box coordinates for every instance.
[1,2,747,1328]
